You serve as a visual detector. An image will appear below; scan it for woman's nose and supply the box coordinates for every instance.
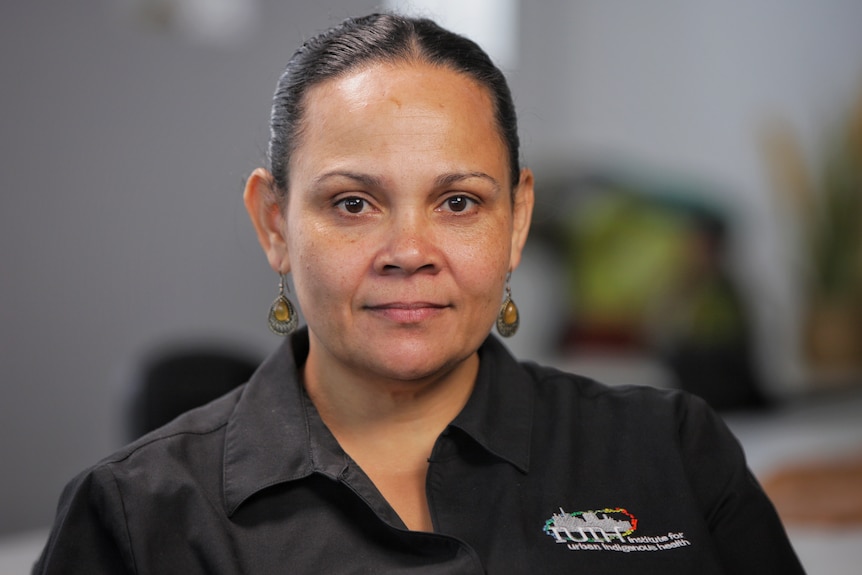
[374,213,440,276]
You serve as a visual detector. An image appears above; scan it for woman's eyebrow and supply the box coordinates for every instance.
[312,171,384,188]
[312,170,502,193]
[435,172,501,193]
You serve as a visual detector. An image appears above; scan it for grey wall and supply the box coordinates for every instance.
[3,0,862,535]
[0,0,381,535]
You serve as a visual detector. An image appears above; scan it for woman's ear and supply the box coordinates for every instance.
[243,168,290,273]
[509,168,535,271]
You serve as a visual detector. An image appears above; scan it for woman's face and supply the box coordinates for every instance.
[252,62,533,384]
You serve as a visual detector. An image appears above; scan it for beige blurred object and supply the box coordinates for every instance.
[761,85,862,385]
[805,300,862,373]
[762,453,862,526]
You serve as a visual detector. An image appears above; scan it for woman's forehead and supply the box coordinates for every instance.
[305,62,495,122]
[290,62,508,177]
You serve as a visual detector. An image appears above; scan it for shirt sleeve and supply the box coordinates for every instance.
[677,393,806,574]
[33,464,136,575]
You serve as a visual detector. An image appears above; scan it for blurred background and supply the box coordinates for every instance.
[2,0,861,572]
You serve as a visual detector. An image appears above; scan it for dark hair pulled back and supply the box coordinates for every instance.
[268,13,521,196]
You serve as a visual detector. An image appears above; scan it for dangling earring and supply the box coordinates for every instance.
[268,273,298,336]
[496,272,519,337]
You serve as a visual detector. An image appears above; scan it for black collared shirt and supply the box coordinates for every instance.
[34,330,804,574]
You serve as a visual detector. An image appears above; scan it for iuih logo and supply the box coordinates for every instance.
[543,507,691,553]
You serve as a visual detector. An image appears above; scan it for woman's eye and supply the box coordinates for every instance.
[337,197,367,214]
[442,195,476,213]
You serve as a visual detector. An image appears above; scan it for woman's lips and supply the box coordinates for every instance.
[365,302,448,323]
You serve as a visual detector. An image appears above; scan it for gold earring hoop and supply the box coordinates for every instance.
[496,272,519,337]
[268,273,298,336]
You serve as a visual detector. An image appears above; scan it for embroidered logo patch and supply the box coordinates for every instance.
[543,508,691,552]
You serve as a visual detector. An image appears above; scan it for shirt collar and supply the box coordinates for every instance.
[223,330,317,515]
[450,335,533,474]
[222,329,534,515]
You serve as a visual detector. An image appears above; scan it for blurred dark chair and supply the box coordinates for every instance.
[126,345,261,441]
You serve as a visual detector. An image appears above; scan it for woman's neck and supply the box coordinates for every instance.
[302,346,478,441]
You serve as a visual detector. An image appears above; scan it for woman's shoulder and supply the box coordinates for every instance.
[36,386,249,573]
[517,357,743,475]
[88,384,245,481]
[520,359,696,412]
[514,357,733,449]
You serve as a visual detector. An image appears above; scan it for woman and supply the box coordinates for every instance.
[34,13,804,574]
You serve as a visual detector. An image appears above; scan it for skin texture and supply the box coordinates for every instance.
[245,61,534,530]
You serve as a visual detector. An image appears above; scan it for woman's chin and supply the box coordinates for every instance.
[366,351,461,383]
[357,339,477,385]
[308,319,487,385]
